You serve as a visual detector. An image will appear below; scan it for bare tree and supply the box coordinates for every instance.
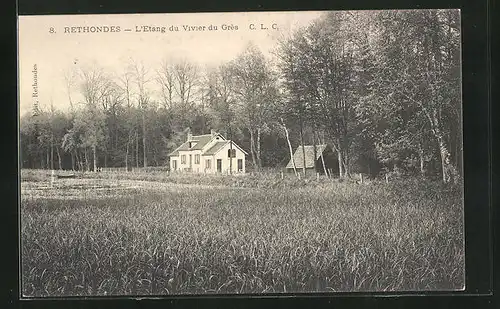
[130,59,151,168]
[173,59,199,108]
[157,59,176,109]
[76,63,111,172]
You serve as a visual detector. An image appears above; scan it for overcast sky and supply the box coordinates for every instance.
[18,11,323,116]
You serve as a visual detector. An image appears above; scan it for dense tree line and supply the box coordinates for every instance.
[20,10,462,183]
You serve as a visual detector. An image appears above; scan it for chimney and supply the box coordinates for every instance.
[187,133,192,141]
[211,129,216,138]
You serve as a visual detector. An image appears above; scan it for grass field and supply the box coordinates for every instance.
[20,169,464,296]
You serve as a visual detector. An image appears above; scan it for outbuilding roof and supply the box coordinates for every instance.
[285,144,328,169]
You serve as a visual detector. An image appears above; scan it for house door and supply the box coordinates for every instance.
[217,159,222,173]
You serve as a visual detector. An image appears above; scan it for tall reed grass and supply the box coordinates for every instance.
[20,170,464,296]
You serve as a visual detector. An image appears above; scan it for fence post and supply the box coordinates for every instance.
[317,172,319,181]
[360,173,363,184]
[51,169,55,187]
[385,173,389,183]
[280,171,284,180]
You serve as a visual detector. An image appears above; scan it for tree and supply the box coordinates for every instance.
[173,59,200,108]
[156,59,176,109]
[279,117,297,175]
[229,43,279,171]
[373,10,461,183]
[278,15,358,177]
[130,59,152,168]
[276,33,309,176]
[204,64,236,136]
[117,67,137,170]
[76,63,112,171]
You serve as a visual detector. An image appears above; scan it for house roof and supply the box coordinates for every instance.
[203,140,249,156]
[202,141,228,156]
[169,134,224,156]
[190,134,217,150]
[169,141,189,156]
[285,144,328,169]
[169,131,248,157]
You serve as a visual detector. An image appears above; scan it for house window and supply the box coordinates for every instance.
[181,155,186,164]
[205,159,211,169]
[172,160,177,170]
[227,149,236,158]
[195,154,200,164]
[238,159,243,171]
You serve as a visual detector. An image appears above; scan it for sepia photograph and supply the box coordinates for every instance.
[18,10,464,296]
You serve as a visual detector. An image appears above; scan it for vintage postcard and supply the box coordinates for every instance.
[18,10,464,297]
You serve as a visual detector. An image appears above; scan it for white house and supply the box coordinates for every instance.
[168,130,248,174]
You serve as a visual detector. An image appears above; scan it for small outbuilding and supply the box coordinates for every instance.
[285,144,339,176]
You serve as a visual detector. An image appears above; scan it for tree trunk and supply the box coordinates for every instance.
[256,127,262,169]
[228,124,233,174]
[334,139,344,178]
[92,144,97,172]
[342,148,350,178]
[337,150,344,178]
[50,133,54,170]
[136,130,139,168]
[299,123,306,177]
[418,142,425,176]
[249,129,258,170]
[125,133,131,172]
[74,150,79,171]
[282,122,297,176]
[229,140,233,175]
[428,109,458,184]
[312,125,319,173]
[77,150,83,171]
[316,133,328,177]
[313,139,318,173]
[84,148,89,172]
[142,112,147,168]
[437,135,458,184]
[56,147,62,170]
